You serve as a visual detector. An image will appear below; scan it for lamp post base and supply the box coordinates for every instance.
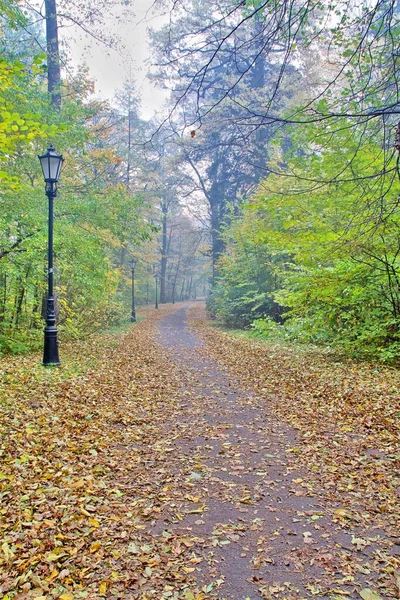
[131,312,136,323]
[43,325,60,366]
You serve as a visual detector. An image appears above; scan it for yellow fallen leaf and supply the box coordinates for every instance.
[71,478,86,489]
[88,517,100,527]
[185,495,201,502]
[186,504,206,514]
[90,541,101,553]
[360,590,383,600]
[45,568,59,582]
[1,542,14,561]
[334,509,351,520]
[45,552,60,562]
[183,567,195,573]
[99,581,107,595]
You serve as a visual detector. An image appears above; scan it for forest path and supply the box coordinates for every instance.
[1,303,396,600]
[154,304,381,599]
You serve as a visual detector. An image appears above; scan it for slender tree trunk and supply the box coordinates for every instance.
[160,200,168,303]
[13,282,25,330]
[187,275,193,299]
[127,107,132,189]
[45,0,61,110]
[31,284,41,327]
[179,279,185,301]
[120,247,126,268]
[210,197,224,279]
[172,256,181,305]
[0,273,5,323]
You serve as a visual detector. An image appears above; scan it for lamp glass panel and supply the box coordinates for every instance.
[40,155,50,180]
[49,154,62,180]
[57,157,63,179]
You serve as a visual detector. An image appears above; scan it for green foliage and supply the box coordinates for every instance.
[213,121,400,361]
[208,212,286,327]
[0,38,152,354]
[0,57,60,162]
[251,317,283,340]
[0,0,27,29]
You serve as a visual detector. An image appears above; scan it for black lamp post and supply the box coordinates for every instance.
[130,257,137,322]
[38,145,64,366]
[154,272,159,309]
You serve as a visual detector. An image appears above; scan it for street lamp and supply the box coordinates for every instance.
[154,272,159,309]
[38,145,64,366]
[130,257,137,322]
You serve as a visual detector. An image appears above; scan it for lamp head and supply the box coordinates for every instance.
[38,145,64,183]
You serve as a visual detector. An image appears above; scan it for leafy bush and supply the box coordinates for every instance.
[210,123,400,362]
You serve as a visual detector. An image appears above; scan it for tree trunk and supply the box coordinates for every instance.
[187,275,193,299]
[179,279,185,301]
[160,200,168,303]
[0,273,5,324]
[172,256,181,305]
[45,0,61,110]
[12,281,24,330]
[210,196,225,279]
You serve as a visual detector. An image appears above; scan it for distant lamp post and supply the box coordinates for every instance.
[38,145,64,366]
[130,257,137,322]
[154,272,159,309]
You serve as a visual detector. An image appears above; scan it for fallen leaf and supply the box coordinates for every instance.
[359,590,383,600]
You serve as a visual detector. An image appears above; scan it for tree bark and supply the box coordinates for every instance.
[45,0,61,110]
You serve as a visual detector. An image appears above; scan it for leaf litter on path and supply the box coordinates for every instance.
[187,303,400,598]
[1,303,399,599]
[0,307,208,599]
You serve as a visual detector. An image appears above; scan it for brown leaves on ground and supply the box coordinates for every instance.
[0,308,204,600]
[1,303,400,599]
[188,306,400,590]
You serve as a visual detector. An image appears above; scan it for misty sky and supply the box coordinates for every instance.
[64,0,168,119]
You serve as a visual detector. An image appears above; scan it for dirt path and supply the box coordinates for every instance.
[155,305,390,599]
